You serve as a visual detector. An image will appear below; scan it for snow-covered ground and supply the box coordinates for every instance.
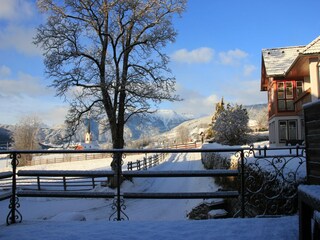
[0,216,298,240]
[0,152,218,221]
[0,150,300,239]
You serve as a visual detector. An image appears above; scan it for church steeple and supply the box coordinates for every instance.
[85,119,92,144]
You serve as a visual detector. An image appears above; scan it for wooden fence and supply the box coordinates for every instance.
[304,101,320,184]
[31,153,110,165]
[127,154,165,171]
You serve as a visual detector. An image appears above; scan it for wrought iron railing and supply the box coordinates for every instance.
[243,145,306,216]
[0,146,306,224]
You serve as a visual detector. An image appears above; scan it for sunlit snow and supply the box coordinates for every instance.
[0,148,299,239]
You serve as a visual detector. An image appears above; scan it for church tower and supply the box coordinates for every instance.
[84,119,92,144]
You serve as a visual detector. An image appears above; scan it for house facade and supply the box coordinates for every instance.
[261,36,320,146]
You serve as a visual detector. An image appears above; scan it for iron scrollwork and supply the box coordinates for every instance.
[109,196,129,221]
[7,153,22,225]
[109,152,128,221]
[6,195,22,225]
[242,146,306,216]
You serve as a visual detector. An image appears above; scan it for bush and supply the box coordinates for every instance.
[201,152,230,170]
[201,151,238,190]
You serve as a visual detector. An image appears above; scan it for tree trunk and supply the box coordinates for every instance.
[108,114,125,188]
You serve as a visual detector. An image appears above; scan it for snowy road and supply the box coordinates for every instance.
[0,152,218,222]
[121,152,219,220]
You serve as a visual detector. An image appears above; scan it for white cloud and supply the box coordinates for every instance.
[0,65,11,77]
[171,85,219,117]
[171,47,214,64]
[0,0,33,21]
[219,49,248,65]
[168,79,267,119]
[39,105,69,127]
[0,95,68,126]
[220,80,266,105]
[0,24,42,56]
[0,72,67,126]
[0,72,52,98]
[243,64,256,76]
[0,0,42,56]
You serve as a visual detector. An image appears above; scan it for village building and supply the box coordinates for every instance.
[75,119,100,150]
[261,36,320,146]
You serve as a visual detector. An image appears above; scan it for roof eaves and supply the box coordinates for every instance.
[302,35,320,54]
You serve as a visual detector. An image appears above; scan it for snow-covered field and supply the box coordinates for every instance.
[0,150,300,239]
[0,152,218,221]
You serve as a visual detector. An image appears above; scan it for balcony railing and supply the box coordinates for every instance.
[0,145,306,224]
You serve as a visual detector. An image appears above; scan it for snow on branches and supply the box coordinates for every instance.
[212,103,249,145]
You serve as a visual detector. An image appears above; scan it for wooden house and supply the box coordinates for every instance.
[261,36,320,145]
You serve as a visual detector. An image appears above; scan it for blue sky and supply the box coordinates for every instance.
[1,0,320,126]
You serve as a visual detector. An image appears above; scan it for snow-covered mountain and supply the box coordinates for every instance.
[126,110,193,139]
[157,115,212,143]
[0,110,193,146]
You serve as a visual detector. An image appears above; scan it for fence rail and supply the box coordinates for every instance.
[0,145,306,224]
[32,153,110,165]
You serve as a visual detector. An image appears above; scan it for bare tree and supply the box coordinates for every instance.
[34,0,186,181]
[255,107,268,131]
[247,106,268,131]
[176,125,189,144]
[12,116,41,165]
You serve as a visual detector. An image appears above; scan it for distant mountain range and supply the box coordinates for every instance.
[0,104,267,148]
[0,109,194,147]
[126,110,193,140]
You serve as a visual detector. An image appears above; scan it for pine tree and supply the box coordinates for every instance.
[212,97,225,123]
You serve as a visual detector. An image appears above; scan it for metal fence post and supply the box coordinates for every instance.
[240,150,245,218]
[7,152,22,225]
[63,177,67,191]
[296,145,299,156]
[116,152,122,221]
[37,176,41,190]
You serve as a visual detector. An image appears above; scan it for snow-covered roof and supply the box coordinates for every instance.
[302,35,320,54]
[262,36,320,77]
[262,46,304,77]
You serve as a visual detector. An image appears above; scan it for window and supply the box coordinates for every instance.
[279,121,287,142]
[279,120,297,143]
[288,121,297,140]
[278,82,285,99]
[286,82,293,98]
[296,81,303,96]
[277,81,295,111]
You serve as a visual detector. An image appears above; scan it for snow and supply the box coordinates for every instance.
[0,150,300,239]
[0,216,298,240]
[161,115,211,141]
[208,209,228,218]
[298,184,320,202]
[202,141,304,177]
